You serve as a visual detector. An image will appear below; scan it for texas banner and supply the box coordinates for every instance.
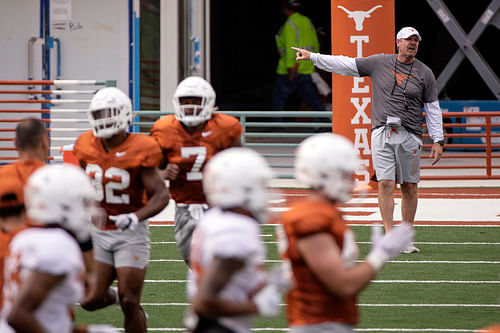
[331,0,394,184]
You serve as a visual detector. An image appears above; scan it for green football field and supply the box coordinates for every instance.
[75,224,500,332]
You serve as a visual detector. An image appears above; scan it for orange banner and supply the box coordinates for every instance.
[331,0,394,184]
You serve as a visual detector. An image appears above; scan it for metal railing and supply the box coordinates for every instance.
[1,102,498,180]
[420,111,500,180]
[0,79,115,162]
[134,110,500,180]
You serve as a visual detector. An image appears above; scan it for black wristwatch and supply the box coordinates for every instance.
[437,140,445,146]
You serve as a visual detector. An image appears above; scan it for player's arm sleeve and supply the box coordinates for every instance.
[25,240,81,276]
[288,210,332,239]
[141,139,164,168]
[424,100,444,142]
[78,237,93,252]
[210,227,259,260]
[72,137,83,160]
[228,119,243,143]
[150,119,167,147]
[310,53,359,77]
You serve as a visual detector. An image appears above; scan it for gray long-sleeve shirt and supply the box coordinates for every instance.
[310,52,444,142]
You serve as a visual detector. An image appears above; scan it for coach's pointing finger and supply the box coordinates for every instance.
[292,47,311,61]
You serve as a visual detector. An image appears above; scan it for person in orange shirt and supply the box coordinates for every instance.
[0,164,118,333]
[279,133,414,332]
[0,118,48,183]
[75,87,170,333]
[150,76,242,265]
[0,117,97,274]
[0,179,28,311]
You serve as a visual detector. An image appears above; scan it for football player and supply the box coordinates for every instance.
[74,87,170,333]
[150,76,242,265]
[279,133,414,332]
[0,118,96,300]
[0,164,116,333]
[0,179,27,311]
[0,117,48,185]
[187,147,282,333]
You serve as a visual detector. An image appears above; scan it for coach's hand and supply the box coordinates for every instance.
[430,142,443,166]
[291,47,311,61]
[110,213,139,231]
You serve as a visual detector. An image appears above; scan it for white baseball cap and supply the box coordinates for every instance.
[396,27,421,41]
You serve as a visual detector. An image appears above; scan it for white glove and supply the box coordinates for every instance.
[109,213,139,231]
[187,204,208,221]
[266,261,293,292]
[366,223,414,271]
[85,324,119,333]
[253,284,281,317]
[341,229,359,268]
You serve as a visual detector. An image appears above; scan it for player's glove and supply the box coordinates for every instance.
[366,223,414,271]
[341,229,359,268]
[109,213,139,231]
[253,284,281,317]
[266,261,293,292]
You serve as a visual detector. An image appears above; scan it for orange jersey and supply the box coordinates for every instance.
[73,131,162,230]
[0,159,45,191]
[0,226,28,310]
[281,199,358,326]
[150,114,242,203]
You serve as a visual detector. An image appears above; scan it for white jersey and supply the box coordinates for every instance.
[188,208,266,333]
[0,228,85,333]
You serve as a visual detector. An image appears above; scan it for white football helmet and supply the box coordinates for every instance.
[24,164,96,243]
[173,76,216,127]
[295,133,360,203]
[203,148,273,223]
[88,87,133,139]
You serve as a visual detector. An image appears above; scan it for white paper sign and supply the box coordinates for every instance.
[51,0,72,22]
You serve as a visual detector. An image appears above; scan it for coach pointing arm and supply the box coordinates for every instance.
[292,28,444,250]
[291,45,443,165]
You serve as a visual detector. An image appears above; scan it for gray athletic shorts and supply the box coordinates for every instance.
[371,125,422,184]
[92,221,150,269]
[290,322,354,333]
[174,203,209,263]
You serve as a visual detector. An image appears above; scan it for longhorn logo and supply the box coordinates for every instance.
[337,5,382,31]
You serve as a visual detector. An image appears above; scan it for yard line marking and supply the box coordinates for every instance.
[386,260,500,264]
[113,329,491,332]
[354,329,482,332]
[149,259,500,264]
[360,303,500,307]
[359,241,500,245]
[150,241,500,245]
[150,223,500,227]
[373,280,500,284]
[346,223,500,227]
[141,302,500,308]
[143,279,500,284]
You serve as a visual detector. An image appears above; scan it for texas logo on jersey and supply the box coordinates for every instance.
[150,113,242,204]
